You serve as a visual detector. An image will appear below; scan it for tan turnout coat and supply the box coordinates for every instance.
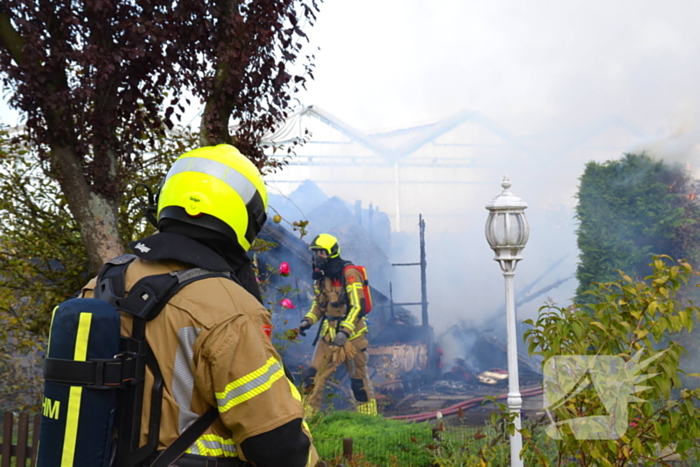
[83,256,317,465]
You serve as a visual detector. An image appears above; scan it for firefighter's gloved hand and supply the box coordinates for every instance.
[333,330,349,347]
[299,319,311,336]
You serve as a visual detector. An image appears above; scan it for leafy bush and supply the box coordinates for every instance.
[523,255,700,466]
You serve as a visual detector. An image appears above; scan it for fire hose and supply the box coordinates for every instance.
[388,386,544,423]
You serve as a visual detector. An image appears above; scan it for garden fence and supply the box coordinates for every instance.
[0,411,369,467]
[313,425,485,467]
[0,412,41,467]
[0,411,484,467]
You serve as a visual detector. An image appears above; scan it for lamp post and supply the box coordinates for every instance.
[485,175,529,467]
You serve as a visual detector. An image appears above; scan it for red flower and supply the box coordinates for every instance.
[279,262,290,277]
[280,298,295,309]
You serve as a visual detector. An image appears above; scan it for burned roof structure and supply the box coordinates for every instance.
[267,180,392,290]
[257,186,544,416]
[256,220,407,336]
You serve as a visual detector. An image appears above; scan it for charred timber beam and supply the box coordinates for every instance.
[420,215,428,330]
[515,274,575,308]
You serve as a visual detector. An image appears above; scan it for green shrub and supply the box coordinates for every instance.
[524,255,700,466]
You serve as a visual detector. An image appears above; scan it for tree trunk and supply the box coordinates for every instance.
[49,145,124,273]
[200,86,237,147]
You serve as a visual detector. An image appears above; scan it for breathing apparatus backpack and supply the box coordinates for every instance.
[38,254,232,467]
[343,263,373,315]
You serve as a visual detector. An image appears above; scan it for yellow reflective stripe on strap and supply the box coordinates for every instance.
[216,357,285,412]
[61,312,92,467]
[186,433,238,457]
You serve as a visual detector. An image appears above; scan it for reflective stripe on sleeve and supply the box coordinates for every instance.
[304,312,318,325]
[215,357,285,412]
[301,420,315,467]
[341,283,363,331]
[186,433,238,457]
[306,285,321,324]
[288,379,302,401]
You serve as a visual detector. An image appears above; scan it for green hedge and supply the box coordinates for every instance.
[575,153,700,302]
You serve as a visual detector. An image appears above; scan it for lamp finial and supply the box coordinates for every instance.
[502,175,512,193]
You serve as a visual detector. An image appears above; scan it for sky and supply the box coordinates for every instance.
[296,0,700,139]
[3,1,700,139]
[280,0,700,340]
[3,0,700,345]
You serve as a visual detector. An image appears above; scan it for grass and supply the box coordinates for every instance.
[310,411,435,466]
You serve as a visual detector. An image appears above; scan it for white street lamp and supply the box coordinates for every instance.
[485,175,530,467]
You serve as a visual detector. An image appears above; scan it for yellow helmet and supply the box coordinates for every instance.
[157,144,268,251]
[309,233,340,258]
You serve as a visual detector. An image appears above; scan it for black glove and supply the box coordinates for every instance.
[298,319,311,336]
[333,330,349,347]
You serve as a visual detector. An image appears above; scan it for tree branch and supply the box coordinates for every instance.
[0,9,25,66]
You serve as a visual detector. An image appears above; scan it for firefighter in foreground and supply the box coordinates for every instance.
[299,234,377,416]
[84,145,317,466]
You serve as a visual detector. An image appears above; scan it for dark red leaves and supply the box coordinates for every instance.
[0,0,322,186]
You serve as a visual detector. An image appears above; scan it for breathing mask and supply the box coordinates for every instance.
[311,249,328,279]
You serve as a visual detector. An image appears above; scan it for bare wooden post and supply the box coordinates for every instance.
[2,412,13,467]
[342,437,353,461]
[16,413,29,466]
[30,414,41,467]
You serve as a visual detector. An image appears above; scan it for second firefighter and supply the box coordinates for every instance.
[299,234,377,416]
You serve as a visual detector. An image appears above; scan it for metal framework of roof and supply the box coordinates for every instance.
[263,105,648,168]
[262,106,651,230]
